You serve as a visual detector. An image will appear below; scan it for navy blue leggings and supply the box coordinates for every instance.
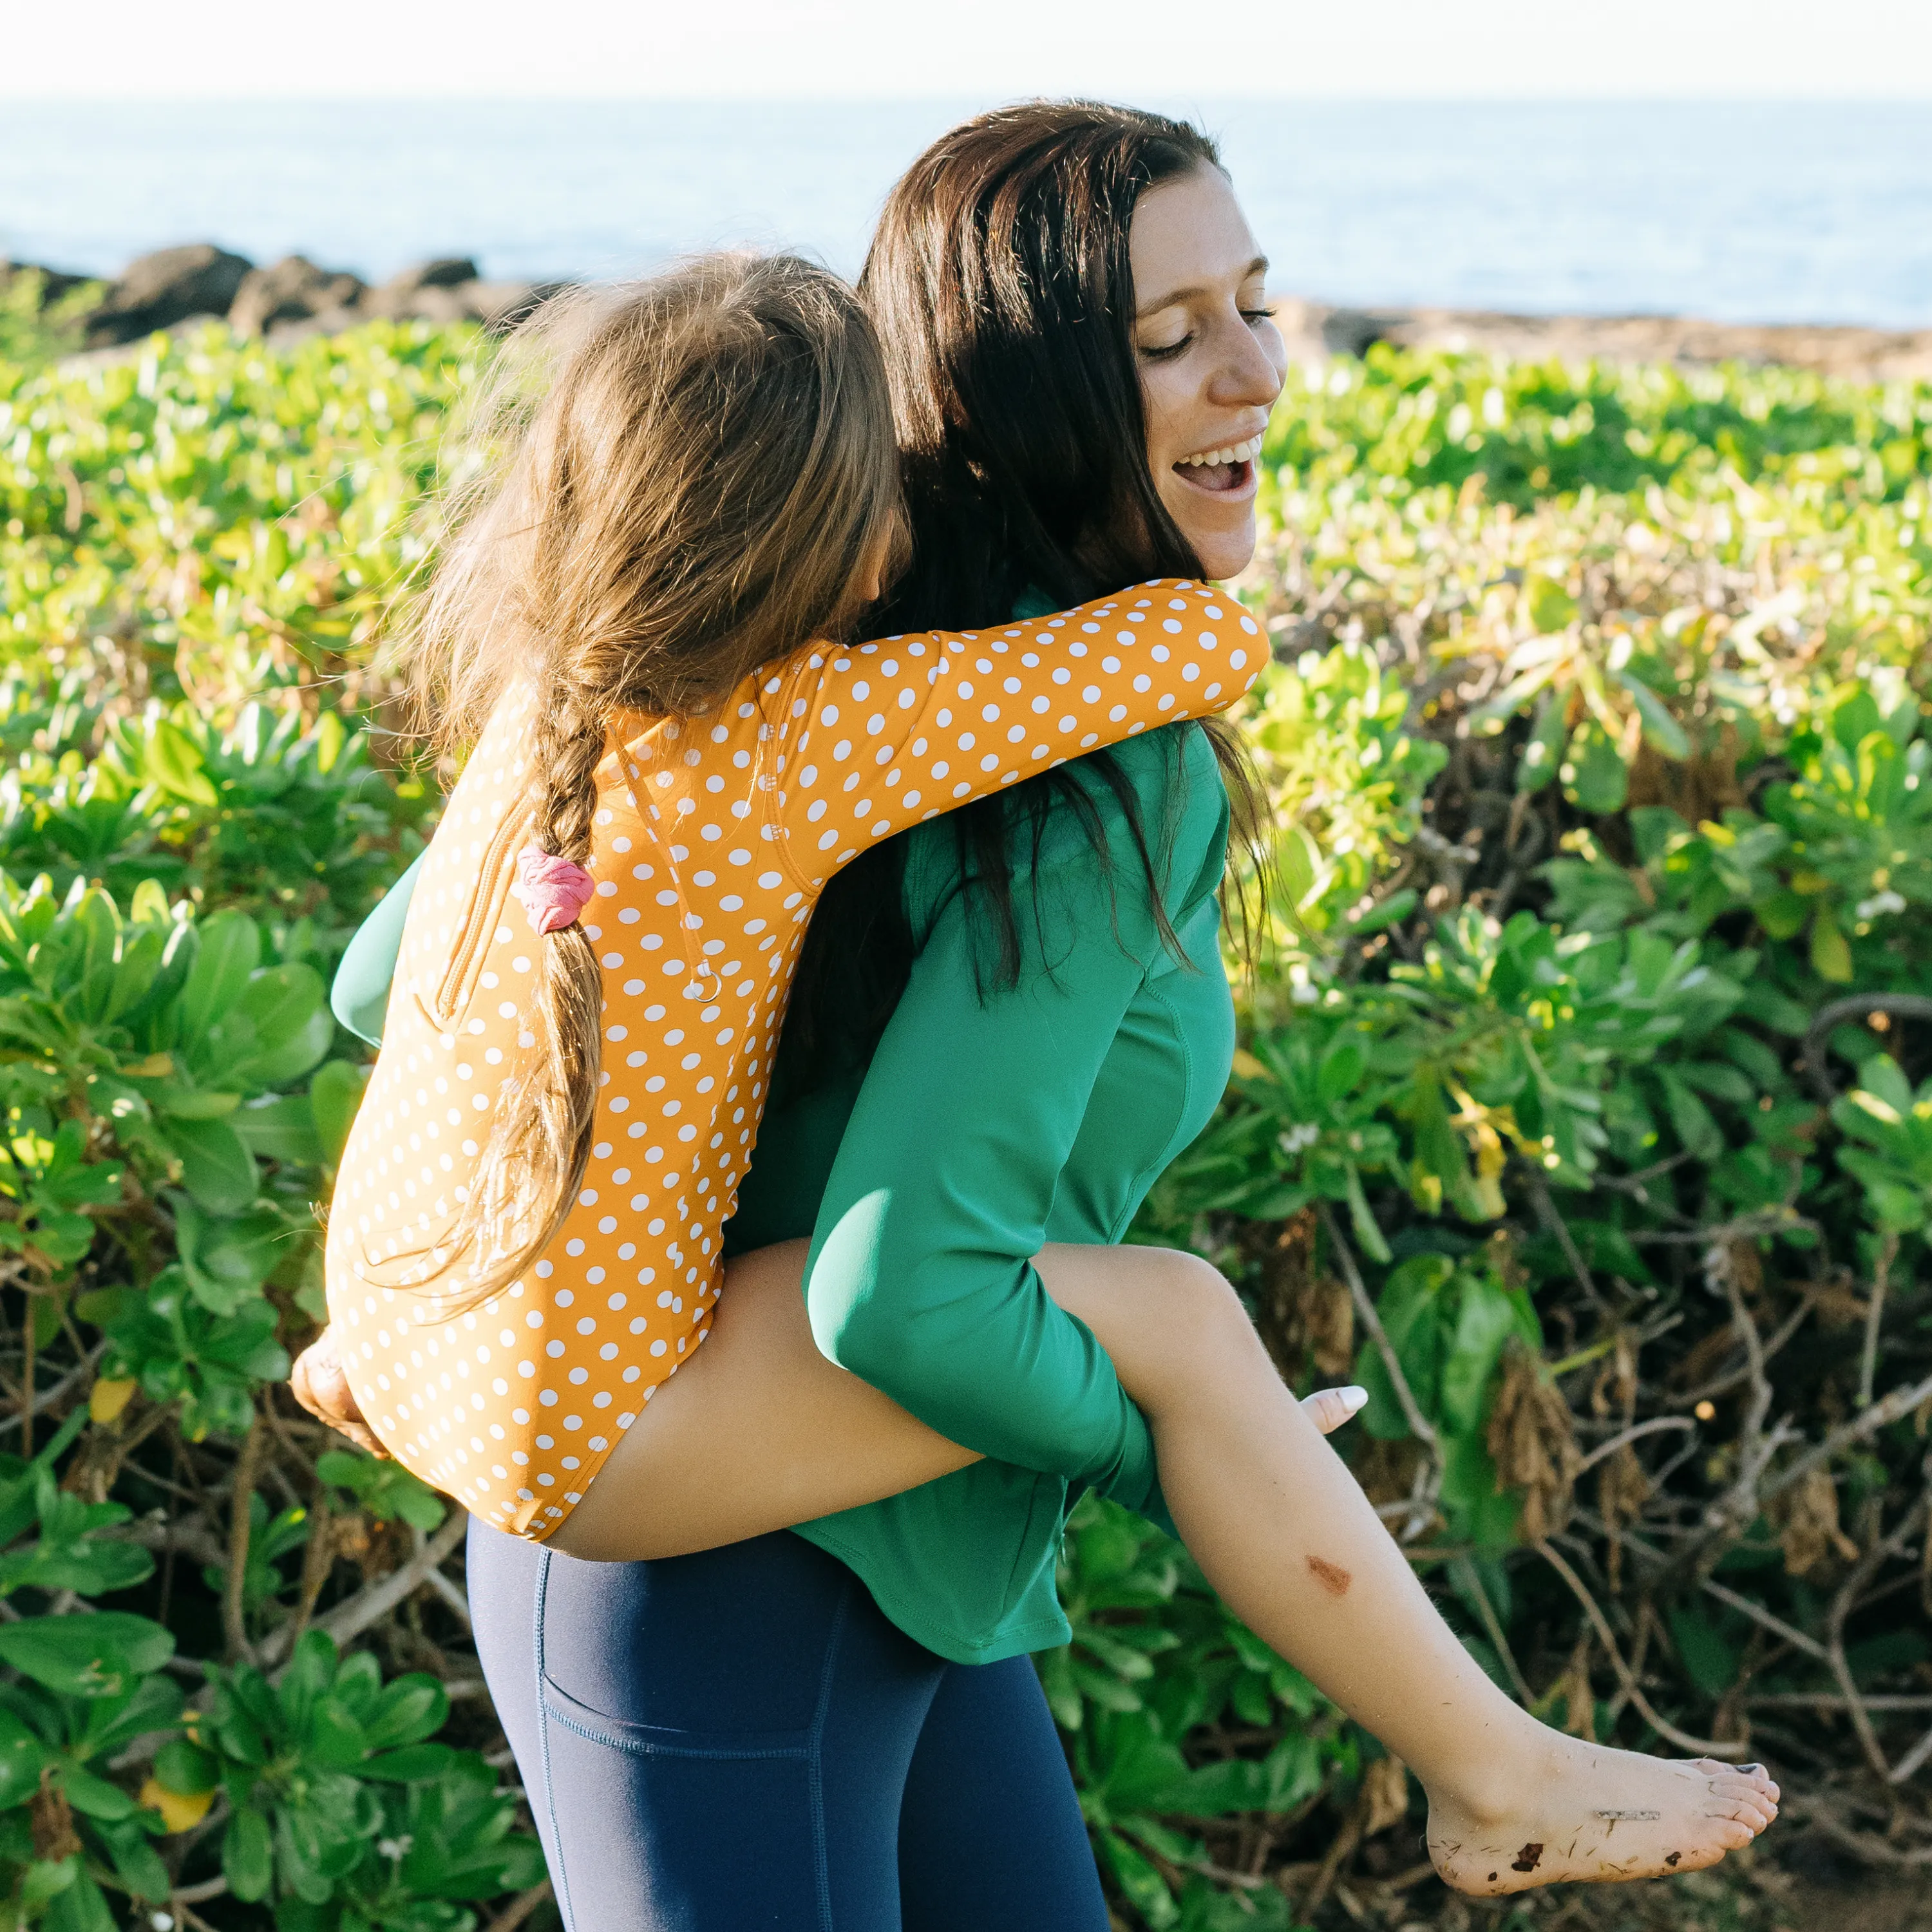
[467,1519,1110,1931]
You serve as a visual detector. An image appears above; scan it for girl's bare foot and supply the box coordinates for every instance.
[1427,1730,1779,1895]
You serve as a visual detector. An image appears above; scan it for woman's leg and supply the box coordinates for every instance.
[467,1513,955,1931]
[551,1239,1777,1899]
[895,1656,1108,1932]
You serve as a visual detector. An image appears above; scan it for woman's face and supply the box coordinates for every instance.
[1130,167,1287,582]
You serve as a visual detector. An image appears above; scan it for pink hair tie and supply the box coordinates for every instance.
[511,848,597,934]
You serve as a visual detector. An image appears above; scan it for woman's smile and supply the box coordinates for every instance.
[1171,430,1267,497]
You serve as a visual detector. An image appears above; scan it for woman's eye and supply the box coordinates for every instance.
[1239,307,1273,327]
[1140,334,1193,361]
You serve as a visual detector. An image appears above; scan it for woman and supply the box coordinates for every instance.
[303,103,1776,1929]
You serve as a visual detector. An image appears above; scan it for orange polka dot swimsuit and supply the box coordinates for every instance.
[325,580,1262,1539]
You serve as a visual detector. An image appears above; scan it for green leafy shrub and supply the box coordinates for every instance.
[1077,352,1932,1924]
[2,316,1929,1931]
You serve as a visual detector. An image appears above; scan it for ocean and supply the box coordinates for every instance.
[4,98,1929,328]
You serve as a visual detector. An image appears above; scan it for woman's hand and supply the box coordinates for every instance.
[1300,1386,1368,1435]
[290,1327,387,1458]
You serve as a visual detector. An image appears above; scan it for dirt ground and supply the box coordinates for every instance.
[1327,1845,1932,1932]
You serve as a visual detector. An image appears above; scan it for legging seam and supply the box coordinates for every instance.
[532,1550,576,1932]
[538,1696,814,1763]
[805,1578,852,1932]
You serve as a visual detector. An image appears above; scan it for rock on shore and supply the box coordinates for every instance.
[8,249,1930,381]
[2,245,565,360]
[1271,297,1932,381]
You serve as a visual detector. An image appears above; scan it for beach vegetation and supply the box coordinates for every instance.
[0,317,1924,1926]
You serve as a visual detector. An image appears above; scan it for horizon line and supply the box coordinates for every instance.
[7,90,1932,105]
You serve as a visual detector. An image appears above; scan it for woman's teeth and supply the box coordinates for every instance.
[1178,434,1264,469]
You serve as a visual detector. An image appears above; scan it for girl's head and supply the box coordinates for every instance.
[401,252,902,1302]
[413,252,902,745]
[862,99,1286,624]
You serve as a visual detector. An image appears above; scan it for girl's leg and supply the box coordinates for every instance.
[551,1239,1356,1561]
[553,1240,980,1561]
[467,1513,952,1931]
[895,1657,1109,1932]
[1032,1242,1780,1897]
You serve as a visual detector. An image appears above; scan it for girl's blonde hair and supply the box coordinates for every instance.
[397,253,904,1305]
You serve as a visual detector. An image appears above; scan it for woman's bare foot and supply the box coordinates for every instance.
[1427,1728,1779,1895]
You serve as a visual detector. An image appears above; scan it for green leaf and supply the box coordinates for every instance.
[361,1743,457,1781]
[1439,1274,1519,1435]
[1615,668,1691,760]
[1660,1071,1723,1160]
[224,1805,274,1902]
[151,1739,218,1796]
[1667,1604,1741,1697]
[0,1705,52,1807]
[0,1613,173,1698]
[41,1866,114,1932]
[1525,574,1579,633]
[1563,723,1629,815]
[1810,907,1853,983]
[231,1095,326,1166]
[59,1765,137,1823]
[309,1061,369,1168]
[162,1115,258,1215]
[144,720,219,808]
[1517,693,1570,795]
[179,911,261,1043]
[230,964,333,1087]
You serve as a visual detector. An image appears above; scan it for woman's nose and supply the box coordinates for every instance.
[1206,315,1286,409]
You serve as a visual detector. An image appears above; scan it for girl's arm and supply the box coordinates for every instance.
[753,578,1262,891]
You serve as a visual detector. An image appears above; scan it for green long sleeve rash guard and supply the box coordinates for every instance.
[330,720,1235,1663]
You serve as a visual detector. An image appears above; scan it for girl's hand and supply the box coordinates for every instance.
[290,1327,388,1458]
[1300,1386,1368,1435]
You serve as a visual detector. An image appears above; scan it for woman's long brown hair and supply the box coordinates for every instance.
[395,254,903,1307]
[784,100,1271,1084]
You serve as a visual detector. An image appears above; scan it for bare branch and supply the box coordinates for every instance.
[1759,1371,1932,1517]
[1525,1170,1610,1318]
[484,1880,554,1932]
[1574,1416,1694,1475]
[268,1511,470,1671]
[1320,1206,1436,1456]
[1533,1539,1748,1757]
[223,1417,265,1667]
[1801,994,1932,1101]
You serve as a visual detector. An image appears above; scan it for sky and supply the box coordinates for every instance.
[8,0,1932,99]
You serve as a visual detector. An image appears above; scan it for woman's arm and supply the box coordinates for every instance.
[328,850,424,1047]
[799,740,1219,1511]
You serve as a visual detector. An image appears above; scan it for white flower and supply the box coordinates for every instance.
[1277,1124,1321,1157]
[1857,890,1906,919]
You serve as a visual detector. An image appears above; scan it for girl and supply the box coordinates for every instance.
[321,254,1261,1538]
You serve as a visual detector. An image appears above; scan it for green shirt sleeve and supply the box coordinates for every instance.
[330,850,424,1047]
[802,772,1208,1518]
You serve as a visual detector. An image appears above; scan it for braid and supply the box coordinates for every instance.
[431,671,610,1307]
[537,683,607,862]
